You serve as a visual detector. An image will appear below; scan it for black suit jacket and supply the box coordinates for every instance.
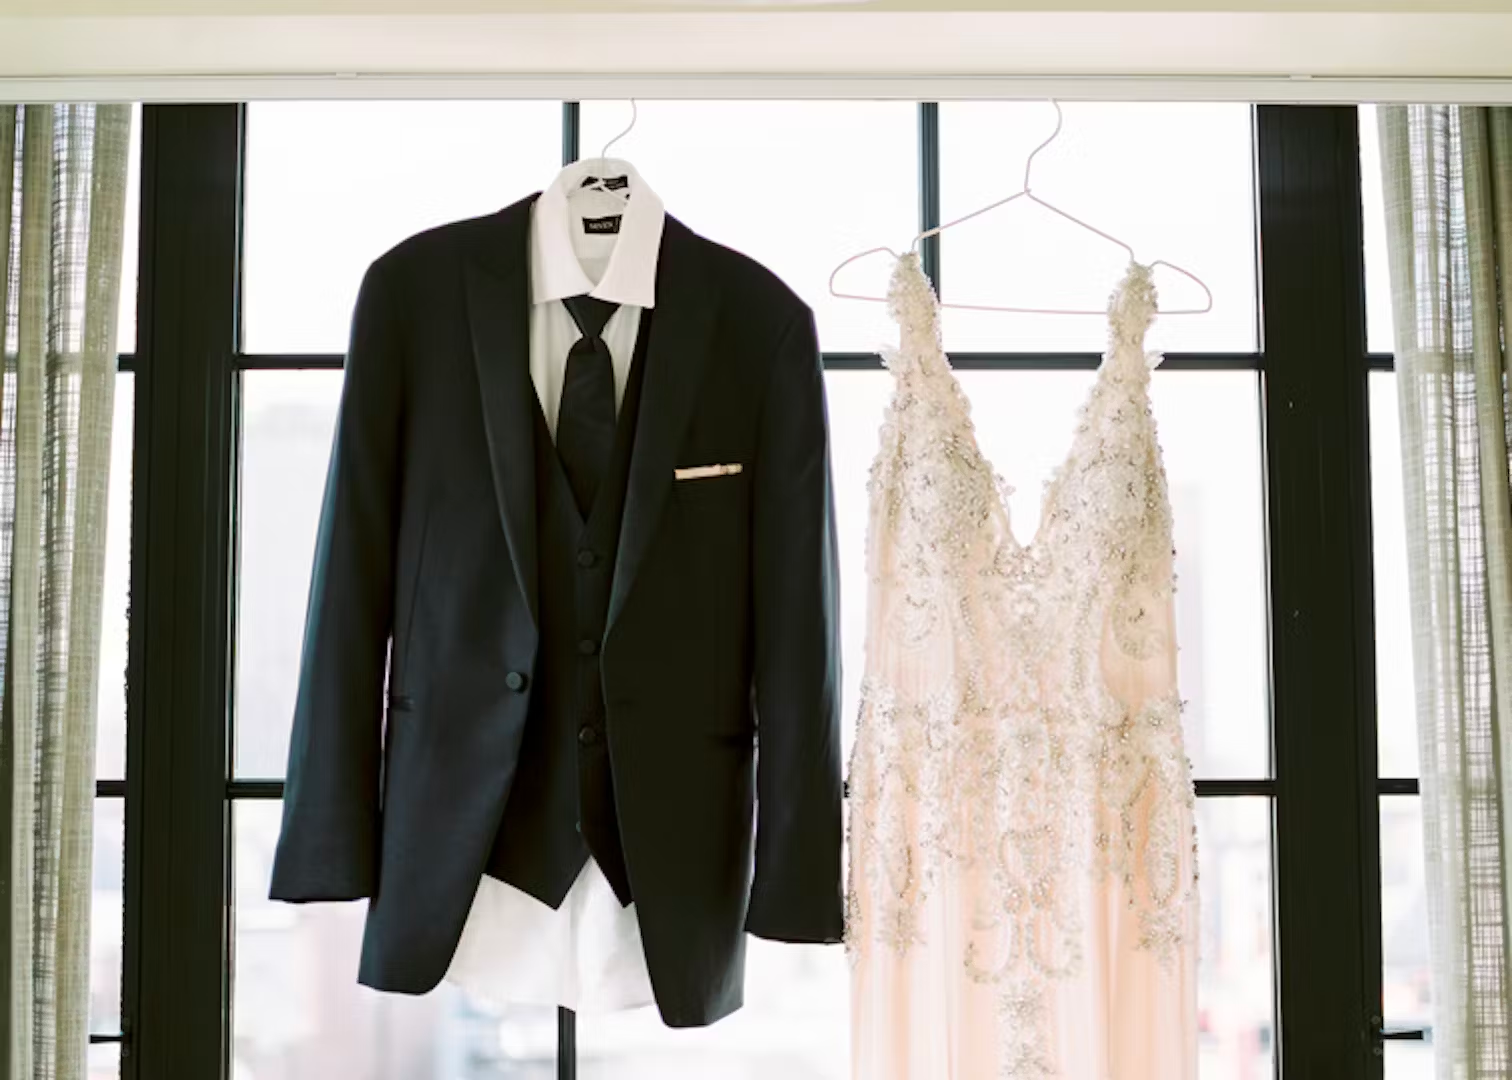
[268,194,844,1027]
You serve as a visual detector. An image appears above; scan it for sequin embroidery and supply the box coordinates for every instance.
[846,254,1199,1079]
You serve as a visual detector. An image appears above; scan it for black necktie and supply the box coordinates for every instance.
[557,294,620,517]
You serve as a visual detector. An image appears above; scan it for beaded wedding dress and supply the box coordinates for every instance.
[846,254,1199,1080]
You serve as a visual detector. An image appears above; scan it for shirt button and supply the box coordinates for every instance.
[578,726,599,745]
[576,549,597,569]
[577,638,599,656]
[505,671,528,692]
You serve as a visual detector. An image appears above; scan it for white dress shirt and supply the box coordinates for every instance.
[445,159,664,1013]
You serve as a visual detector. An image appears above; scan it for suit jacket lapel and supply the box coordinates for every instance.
[609,216,717,631]
[465,196,541,628]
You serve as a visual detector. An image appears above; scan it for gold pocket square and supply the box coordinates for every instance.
[674,463,743,481]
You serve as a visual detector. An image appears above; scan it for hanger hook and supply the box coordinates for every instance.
[1022,99,1065,194]
[600,99,638,166]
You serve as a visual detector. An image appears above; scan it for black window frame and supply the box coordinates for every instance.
[106,100,1405,1080]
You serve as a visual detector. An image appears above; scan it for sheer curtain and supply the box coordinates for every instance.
[1379,104,1512,1080]
[0,104,130,1080]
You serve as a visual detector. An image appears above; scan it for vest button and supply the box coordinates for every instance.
[576,549,597,569]
[505,671,527,692]
[578,726,599,745]
[577,638,599,656]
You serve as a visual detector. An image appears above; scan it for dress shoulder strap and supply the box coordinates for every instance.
[1106,261,1160,367]
[883,253,947,379]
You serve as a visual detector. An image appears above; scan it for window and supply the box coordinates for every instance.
[1361,105,1434,1078]
[116,106,141,357]
[937,102,1258,354]
[1369,372,1435,1078]
[92,104,140,1076]
[117,101,1406,1080]
[227,99,1271,1078]
[1360,105,1396,357]
[241,100,562,354]
[90,796,125,1078]
[579,100,917,353]
[90,374,134,1057]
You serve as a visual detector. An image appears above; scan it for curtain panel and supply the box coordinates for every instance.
[1380,103,1512,1080]
[0,103,130,1080]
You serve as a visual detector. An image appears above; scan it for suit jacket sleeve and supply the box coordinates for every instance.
[745,303,845,944]
[269,258,404,902]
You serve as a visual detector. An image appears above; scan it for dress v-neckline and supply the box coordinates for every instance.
[884,253,1160,560]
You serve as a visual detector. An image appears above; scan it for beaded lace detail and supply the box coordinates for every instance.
[846,253,1198,1078]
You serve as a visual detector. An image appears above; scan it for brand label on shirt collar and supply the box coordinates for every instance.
[582,215,622,235]
[580,174,630,191]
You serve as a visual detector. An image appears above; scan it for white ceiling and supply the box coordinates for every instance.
[8,0,1512,11]
[3,3,1512,101]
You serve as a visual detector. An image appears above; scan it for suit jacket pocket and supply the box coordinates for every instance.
[672,470,749,504]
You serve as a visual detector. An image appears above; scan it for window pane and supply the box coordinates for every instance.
[97,372,132,781]
[117,104,140,356]
[1147,372,1270,779]
[1360,105,1396,356]
[580,101,918,353]
[953,369,1268,779]
[1370,372,1418,778]
[1382,795,1435,1076]
[91,797,124,1038]
[576,940,847,1078]
[88,1042,119,1080]
[938,103,1257,354]
[243,102,561,353]
[233,799,557,1079]
[1198,796,1276,1077]
[823,371,894,765]
[235,371,342,778]
[1388,1041,1437,1080]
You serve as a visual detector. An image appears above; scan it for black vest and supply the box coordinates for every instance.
[483,310,652,908]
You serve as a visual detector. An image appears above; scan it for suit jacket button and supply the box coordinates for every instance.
[577,638,599,656]
[505,671,527,692]
[576,549,598,569]
[578,726,599,745]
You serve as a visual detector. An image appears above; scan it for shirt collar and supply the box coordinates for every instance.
[530,157,665,309]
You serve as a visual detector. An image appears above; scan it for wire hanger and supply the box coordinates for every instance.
[828,101,1214,316]
[572,99,638,204]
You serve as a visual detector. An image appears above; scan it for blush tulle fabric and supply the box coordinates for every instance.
[846,255,1199,1080]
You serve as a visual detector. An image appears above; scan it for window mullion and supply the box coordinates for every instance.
[1256,103,1381,1080]
[558,96,580,1080]
[123,103,243,1080]
[919,101,941,292]
[563,101,580,168]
